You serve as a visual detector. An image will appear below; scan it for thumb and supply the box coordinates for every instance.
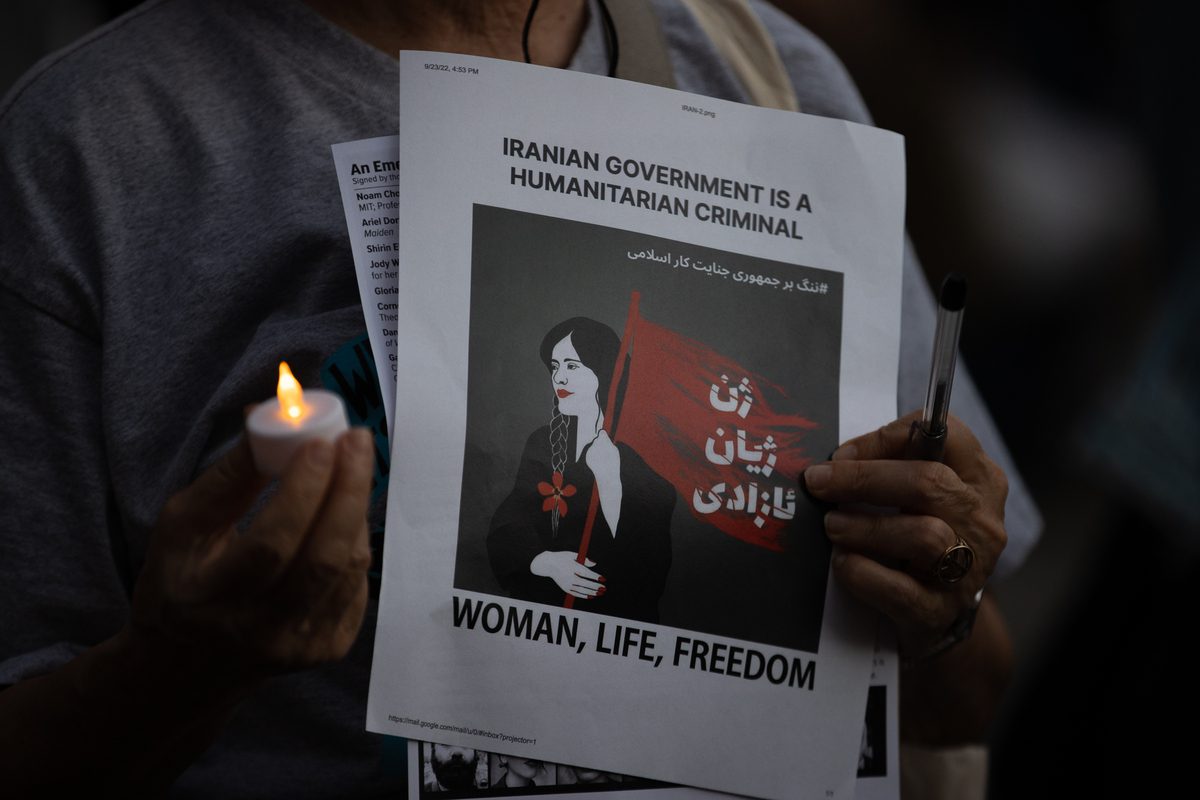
[831,412,916,461]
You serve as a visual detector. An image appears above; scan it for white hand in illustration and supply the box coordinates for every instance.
[530,551,605,599]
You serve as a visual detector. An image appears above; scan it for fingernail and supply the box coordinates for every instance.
[597,587,606,595]
[598,576,606,583]
[308,440,334,467]
[831,444,857,461]
[824,511,849,535]
[804,464,831,491]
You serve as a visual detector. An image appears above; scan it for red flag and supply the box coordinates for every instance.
[615,315,819,552]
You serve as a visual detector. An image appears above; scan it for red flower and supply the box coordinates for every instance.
[537,471,577,517]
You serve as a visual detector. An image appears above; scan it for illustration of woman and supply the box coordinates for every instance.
[487,317,675,623]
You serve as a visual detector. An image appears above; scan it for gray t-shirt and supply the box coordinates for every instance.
[0,0,1040,795]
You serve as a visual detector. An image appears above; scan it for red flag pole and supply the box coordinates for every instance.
[564,291,640,609]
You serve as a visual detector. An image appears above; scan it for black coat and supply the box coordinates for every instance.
[487,425,675,623]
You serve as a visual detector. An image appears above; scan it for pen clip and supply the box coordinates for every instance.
[905,419,946,462]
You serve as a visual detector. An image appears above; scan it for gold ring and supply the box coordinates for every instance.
[936,535,974,585]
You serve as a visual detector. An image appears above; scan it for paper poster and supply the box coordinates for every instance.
[365,53,907,800]
[331,135,400,441]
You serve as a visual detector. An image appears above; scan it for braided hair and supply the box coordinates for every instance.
[539,317,621,535]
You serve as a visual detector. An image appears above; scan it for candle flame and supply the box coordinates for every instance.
[276,361,308,422]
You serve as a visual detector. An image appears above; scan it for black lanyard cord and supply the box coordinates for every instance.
[523,0,619,77]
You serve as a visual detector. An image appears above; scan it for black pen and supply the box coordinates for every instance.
[906,272,967,462]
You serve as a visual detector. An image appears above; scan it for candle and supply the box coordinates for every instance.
[246,361,350,477]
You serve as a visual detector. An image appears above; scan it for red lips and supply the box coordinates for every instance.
[556,389,573,399]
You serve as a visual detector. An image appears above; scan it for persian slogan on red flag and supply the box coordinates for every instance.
[614,314,819,552]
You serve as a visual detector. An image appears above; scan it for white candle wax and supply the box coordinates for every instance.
[246,389,350,477]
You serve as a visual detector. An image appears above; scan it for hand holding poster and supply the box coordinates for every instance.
[367,52,906,800]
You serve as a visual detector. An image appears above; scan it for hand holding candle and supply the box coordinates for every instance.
[133,423,375,681]
[132,360,372,682]
[247,362,350,477]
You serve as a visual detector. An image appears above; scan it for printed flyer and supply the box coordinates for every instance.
[331,135,401,441]
[366,52,907,800]
[330,145,902,800]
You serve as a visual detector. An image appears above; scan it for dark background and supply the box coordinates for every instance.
[458,206,841,652]
[5,1,1195,796]
[767,2,1199,796]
